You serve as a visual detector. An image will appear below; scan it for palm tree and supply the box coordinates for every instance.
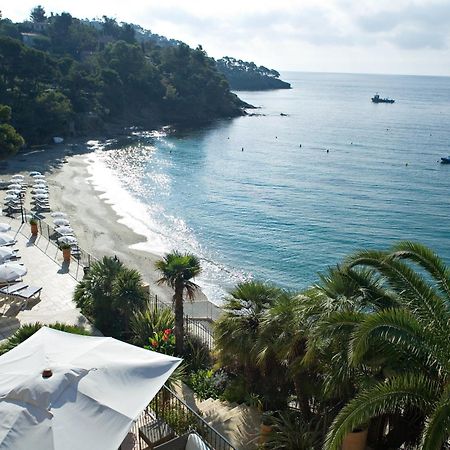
[74,256,146,338]
[155,251,201,355]
[324,242,450,450]
[214,281,284,406]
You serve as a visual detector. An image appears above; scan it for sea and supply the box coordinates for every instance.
[87,72,450,305]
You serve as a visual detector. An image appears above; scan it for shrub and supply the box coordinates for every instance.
[182,333,212,372]
[221,375,248,404]
[0,322,90,355]
[186,368,227,400]
[131,303,174,347]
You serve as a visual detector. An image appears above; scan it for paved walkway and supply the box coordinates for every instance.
[0,216,92,341]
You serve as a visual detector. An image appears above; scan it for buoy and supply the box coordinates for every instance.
[299,144,302,148]
[326,149,329,153]
[242,147,244,151]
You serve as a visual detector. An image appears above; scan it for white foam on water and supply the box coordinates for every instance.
[85,150,171,256]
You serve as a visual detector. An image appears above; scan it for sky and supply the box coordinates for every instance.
[2,0,450,76]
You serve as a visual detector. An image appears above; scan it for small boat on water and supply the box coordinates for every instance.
[440,156,450,164]
[372,93,395,104]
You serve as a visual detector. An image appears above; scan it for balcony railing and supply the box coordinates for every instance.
[133,385,236,450]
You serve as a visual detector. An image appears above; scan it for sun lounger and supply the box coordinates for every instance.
[14,285,42,300]
[0,285,42,313]
[0,282,28,295]
[0,240,17,247]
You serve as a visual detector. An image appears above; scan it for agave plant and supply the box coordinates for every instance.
[324,242,450,450]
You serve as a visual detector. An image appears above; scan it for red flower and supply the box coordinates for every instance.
[164,329,172,335]
[151,341,158,348]
[162,334,168,342]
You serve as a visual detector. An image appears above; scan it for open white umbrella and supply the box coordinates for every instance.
[0,247,15,263]
[57,235,77,245]
[33,174,46,179]
[51,212,67,218]
[4,194,18,202]
[29,171,41,176]
[0,327,181,450]
[7,183,22,190]
[55,226,73,235]
[0,262,26,282]
[11,175,24,180]
[0,223,12,232]
[0,233,15,246]
[53,218,70,227]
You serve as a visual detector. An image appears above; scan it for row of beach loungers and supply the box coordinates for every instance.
[0,172,46,315]
[2,172,50,215]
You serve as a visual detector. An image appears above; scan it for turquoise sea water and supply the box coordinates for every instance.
[94,72,450,303]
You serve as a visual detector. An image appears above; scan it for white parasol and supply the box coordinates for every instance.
[51,212,67,218]
[0,233,16,246]
[0,327,181,450]
[0,223,12,232]
[57,235,77,245]
[53,218,70,227]
[54,226,73,235]
[0,262,27,282]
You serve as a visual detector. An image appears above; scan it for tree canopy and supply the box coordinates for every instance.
[216,56,291,91]
[0,9,246,147]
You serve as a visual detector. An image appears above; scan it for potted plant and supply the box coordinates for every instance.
[60,243,71,262]
[342,427,369,450]
[30,218,38,236]
[259,411,274,444]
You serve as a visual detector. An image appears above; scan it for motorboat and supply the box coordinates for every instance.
[372,93,395,104]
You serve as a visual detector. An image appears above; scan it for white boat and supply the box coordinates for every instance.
[53,137,64,144]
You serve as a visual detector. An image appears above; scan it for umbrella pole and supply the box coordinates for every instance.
[20,195,24,224]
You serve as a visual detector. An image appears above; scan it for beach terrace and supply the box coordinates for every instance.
[0,214,92,340]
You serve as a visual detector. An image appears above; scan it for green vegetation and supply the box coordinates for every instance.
[131,302,175,347]
[155,251,201,354]
[0,8,246,147]
[0,104,24,159]
[216,57,291,91]
[212,242,450,450]
[73,256,147,339]
[0,322,89,355]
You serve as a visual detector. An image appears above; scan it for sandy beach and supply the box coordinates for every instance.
[0,141,214,317]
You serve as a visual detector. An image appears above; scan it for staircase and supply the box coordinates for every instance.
[197,398,261,450]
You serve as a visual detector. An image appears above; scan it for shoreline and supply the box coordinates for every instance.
[0,138,216,319]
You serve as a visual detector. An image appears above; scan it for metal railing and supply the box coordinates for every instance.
[140,385,236,450]
[184,316,214,351]
[150,295,215,351]
[15,207,98,281]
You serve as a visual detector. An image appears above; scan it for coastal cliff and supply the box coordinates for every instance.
[216,56,291,91]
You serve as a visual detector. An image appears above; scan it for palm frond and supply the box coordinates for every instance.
[325,374,439,450]
[346,250,449,336]
[390,241,450,301]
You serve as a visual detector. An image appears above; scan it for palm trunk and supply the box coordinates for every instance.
[174,281,184,355]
